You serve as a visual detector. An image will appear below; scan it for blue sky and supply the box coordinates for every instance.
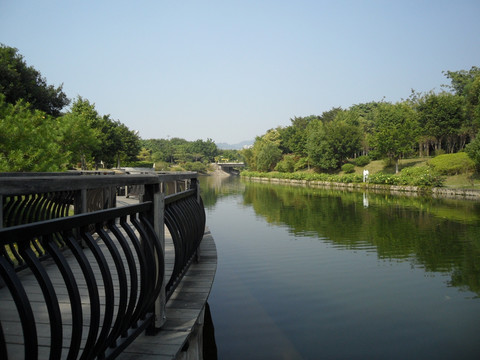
[1,0,479,144]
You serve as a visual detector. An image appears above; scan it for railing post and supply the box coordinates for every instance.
[74,189,87,215]
[144,182,166,330]
[0,195,3,229]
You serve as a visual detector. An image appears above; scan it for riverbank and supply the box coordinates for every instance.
[243,175,480,200]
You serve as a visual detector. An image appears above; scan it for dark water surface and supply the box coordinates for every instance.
[200,176,480,360]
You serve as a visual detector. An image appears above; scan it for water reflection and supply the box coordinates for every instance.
[201,176,480,359]
[201,176,480,295]
[363,192,369,208]
[243,180,480,295]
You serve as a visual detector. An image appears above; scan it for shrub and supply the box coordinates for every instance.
[341,163,355,173]
[183,161,208,173]
[428,153,476,175]
[153,161,170,171]
[275,154,296,173]
[338,173,362,183]
[123,161,154,168]
[354,155,370,167]
[465,134,480,170]
[294,157,310,171]
[241,167,444,187]
[398,166,444,187]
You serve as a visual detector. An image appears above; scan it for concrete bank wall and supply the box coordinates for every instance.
[244,176,480,200]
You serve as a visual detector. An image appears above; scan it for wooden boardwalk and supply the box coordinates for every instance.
[0,196,217,360]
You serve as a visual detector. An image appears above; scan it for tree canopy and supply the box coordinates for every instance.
[0,94,67,171]
[242,66,480,174]
[0,46,143,172]
[0,44,69,116]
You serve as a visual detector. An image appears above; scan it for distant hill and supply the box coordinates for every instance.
[217,140,253,150]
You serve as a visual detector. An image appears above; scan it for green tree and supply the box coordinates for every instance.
[142,139,175,163]
[0,44,69,116]
[348,102,381,155]
[188,138,218,162]
[443,66,480,97]
[306,119,336,170]
[306,118,362,171]
[255,140,282,172]
[416,92,465,153]
[279,116,316,156]
[320,107,343,123]
[0,94,67,171]
[218,149,241,162]
[465,130,480,170]
[240,146,255,169]
[443,66,480,144]
[372,102,418,173]
[59,97,101,169]
[115,122,140,166]
[249,129,283,171]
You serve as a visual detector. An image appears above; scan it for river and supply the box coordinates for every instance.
[200,176,480,359]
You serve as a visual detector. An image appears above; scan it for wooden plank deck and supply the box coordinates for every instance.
[0,196,217,360]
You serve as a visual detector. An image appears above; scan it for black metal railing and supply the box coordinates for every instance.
[165,188,206,299]
[0,173,206,359]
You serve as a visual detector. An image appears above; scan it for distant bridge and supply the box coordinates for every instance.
[215,162,245,173]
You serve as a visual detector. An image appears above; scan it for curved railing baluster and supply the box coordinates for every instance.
[131,215,157,315]
[164,191,206,299]
[0,256,38,360]
[81,231,115,358]
[97,225,129,352]
[120,216,149,326]
[19,244,63,360]
[42,233,83,360]
[63,233,100,360]
[108,221,139,336]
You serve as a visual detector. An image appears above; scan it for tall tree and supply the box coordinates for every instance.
[443,66,480,97]
[416,92,465,153]
[0,94,67,171]
[59,97,101,169]
[188,138,218,162]
[372,102,418,173]
[255,140,282,172]
[279,116,316,156]
[249,129,283,172]
[306,118,362,171]
[0,44,69,116]
[306,119,336,171]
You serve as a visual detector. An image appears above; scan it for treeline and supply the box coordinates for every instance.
[0,44,141,171]
[0,44,242,173]
[139,138,241,172]
[242,66,480,174]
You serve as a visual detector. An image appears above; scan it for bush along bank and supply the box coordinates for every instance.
[241,166,445,187]
[241,168,480,199]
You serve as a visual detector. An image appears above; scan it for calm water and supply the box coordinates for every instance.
[200,176,480,360]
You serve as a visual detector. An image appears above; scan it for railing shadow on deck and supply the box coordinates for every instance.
[0,172,209,359]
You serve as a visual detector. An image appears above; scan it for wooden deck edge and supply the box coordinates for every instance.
[116,228,217,360]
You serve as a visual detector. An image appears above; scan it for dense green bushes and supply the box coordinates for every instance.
[428,153,476,175]
[354,155,371,167]
[341,163,355,173]
[368,167,444,187]
[182,161,209,173]
[241,165,444,187]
